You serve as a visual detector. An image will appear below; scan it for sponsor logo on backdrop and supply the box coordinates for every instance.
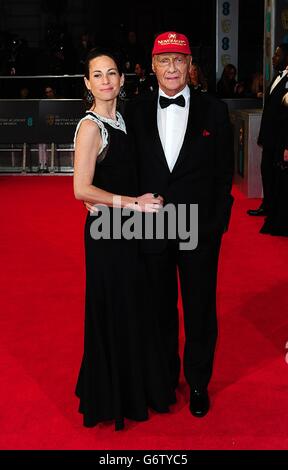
[46,115,55,126]
[281,8,288,30]
[221,19,231,33]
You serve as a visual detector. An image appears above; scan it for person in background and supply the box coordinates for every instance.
[259,70,288,234]
[133,62,154,95]
[76,32,94,73]
[43,85,57,99]
[124,31,146,73]
[249,71,264,99]
[19,86,30,99]
[188,61,208,93]
[247,44,288,217]
[37,85,58,173]
[216,63,244,98]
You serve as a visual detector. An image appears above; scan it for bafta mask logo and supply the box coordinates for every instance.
[221,19,231,33]
[221,54,231,66]
[281,9,288,30]
[46,114,55,126]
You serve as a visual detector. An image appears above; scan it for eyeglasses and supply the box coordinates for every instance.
[156,56,187,68]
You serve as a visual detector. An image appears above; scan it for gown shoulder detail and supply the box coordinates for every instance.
[73,113,109,155]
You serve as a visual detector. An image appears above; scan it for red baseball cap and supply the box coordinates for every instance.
[152,31,191,56]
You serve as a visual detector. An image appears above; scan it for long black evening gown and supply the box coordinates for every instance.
[74,111,174,430]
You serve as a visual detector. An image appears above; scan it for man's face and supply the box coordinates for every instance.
[272,47,287,71]
[152,53,191,96]
[45,87,55,98]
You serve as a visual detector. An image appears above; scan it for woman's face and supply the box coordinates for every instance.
[272,47,287,70]
[227,68,236,80]
[84,55,124,102]
[189,65,198,84]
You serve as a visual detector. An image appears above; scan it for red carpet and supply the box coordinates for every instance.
[0,176,288,450]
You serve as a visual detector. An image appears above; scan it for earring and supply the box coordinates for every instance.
[86,90,94,104]
[119,85,126,99]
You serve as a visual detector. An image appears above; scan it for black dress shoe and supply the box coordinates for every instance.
[189,388,210,418]
[247,207,268,216]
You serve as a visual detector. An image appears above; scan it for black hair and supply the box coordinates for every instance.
[84,47,123,79]
[279,43,288,61]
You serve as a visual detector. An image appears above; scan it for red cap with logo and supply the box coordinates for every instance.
[152,31,191,56]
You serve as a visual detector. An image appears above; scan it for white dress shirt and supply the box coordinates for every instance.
[270,69,288,94]
[157,85,190,172]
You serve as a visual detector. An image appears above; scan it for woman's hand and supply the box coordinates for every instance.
[131,193,164,213]
[83,193,164,213]
[83,201,99,213]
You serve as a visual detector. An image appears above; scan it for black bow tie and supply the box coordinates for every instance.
[278,71,284,77]
[159,95,185,109]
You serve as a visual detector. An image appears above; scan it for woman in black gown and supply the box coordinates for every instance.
[73,48,174,430]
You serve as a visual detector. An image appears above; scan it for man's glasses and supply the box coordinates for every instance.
[156,56,187,68]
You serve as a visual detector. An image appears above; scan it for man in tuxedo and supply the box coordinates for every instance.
[127,32,234,417]
[247,43,288,217]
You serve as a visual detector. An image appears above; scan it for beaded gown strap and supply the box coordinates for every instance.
[87,110,126,134]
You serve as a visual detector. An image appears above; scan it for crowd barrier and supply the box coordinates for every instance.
[0,99,86,172]
[0,96,263,174]
[230,108,263,198]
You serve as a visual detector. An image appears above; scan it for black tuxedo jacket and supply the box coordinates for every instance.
[126,89,234,252]
[258,74,288,153]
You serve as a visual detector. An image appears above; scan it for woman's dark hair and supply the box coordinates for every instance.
[84,47,123,79]
[190,61,208,91]
[216,63,238,98]
[221,63,237,79]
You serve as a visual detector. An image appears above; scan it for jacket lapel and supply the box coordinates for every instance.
[268,74,288,96]
[145,89,209,173]
[144,92,170,171]
[172,91,208,172]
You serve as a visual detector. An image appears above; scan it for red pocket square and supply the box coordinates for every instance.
[202,129,210,137]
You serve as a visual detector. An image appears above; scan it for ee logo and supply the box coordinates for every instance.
[222,37,230,51]
[222,2,230,16]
